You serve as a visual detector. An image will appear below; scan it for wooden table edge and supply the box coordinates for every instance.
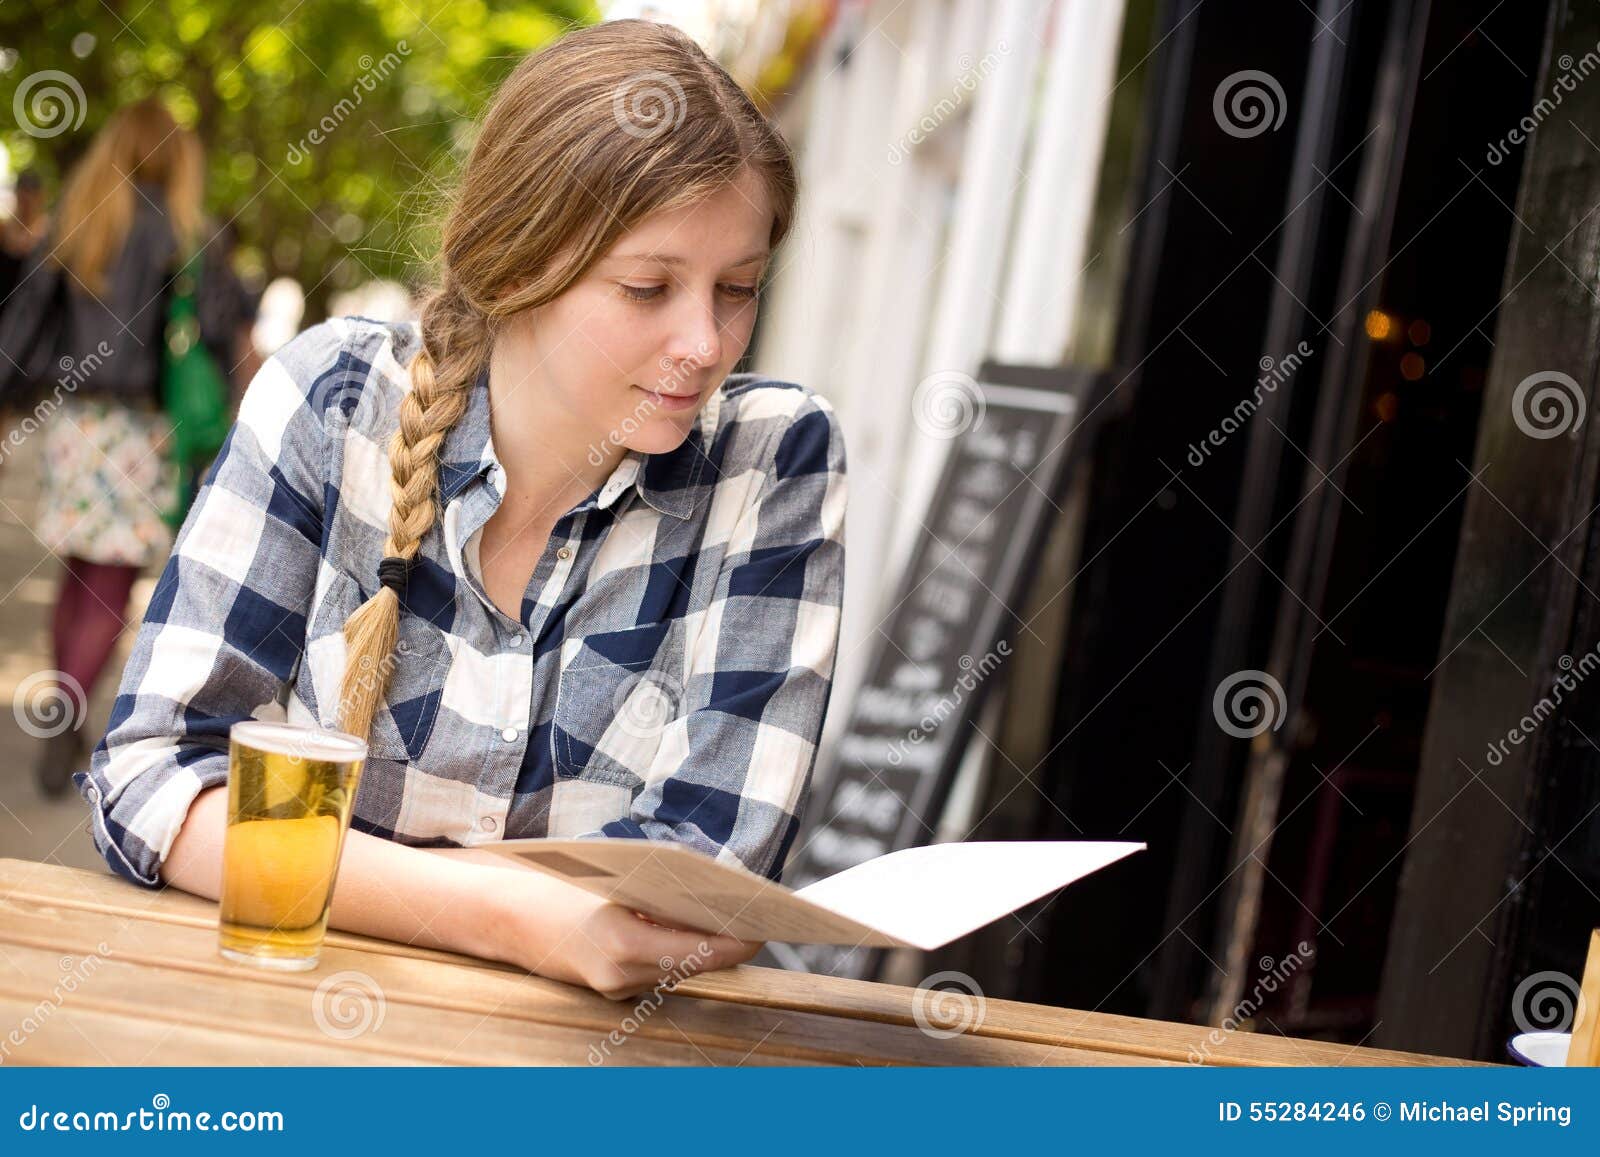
[0,858,1491,1068]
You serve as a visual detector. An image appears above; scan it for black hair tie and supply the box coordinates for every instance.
[377,555,413,596]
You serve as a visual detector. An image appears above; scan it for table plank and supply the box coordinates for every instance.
[0,993,423,1066]
[0,884,1144,1066]
[0,858,1480,1067]
[670,968,1489,1067]
[0,935,786,1067]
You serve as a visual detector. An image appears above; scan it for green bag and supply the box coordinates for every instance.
[159,252,232,530]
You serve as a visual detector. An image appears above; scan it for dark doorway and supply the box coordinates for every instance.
[962,0,1559,1059]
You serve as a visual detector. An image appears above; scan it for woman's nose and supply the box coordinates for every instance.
[664,298,722,370]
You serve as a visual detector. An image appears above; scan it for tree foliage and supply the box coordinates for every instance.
[0,0,597,317]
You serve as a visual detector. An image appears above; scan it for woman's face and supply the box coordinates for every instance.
[494,167,774,464]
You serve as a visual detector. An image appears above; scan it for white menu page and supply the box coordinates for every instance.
[431,839,1145,949]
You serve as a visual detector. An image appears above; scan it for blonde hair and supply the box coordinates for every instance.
[52,96,204,294]
[337,19,799,742]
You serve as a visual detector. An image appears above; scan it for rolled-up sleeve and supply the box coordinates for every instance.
[584,392,848,881]
[73,321,348,887]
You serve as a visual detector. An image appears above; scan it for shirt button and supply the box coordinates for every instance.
[557,547,572,560]
[509,633,525,647]
[501,727,518,742]
[480,815,498,833]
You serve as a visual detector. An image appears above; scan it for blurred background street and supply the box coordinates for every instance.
[0,425,147,872]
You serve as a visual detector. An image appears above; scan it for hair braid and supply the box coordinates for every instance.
[336,286,491,742]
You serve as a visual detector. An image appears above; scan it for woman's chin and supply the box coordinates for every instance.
[624,421,697,456]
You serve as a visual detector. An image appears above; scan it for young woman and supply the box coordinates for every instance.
[73,20,847,999]
[0,98,248,797]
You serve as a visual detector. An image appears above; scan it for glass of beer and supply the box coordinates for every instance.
[218,721,367,971]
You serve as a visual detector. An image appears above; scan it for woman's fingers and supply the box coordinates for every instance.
[584,907,760,999]
[621,908,755,965]
[629,923,744,972]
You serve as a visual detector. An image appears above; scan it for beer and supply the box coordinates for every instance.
[218,721,367,970]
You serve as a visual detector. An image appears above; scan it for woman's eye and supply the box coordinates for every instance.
[617,282,759,304]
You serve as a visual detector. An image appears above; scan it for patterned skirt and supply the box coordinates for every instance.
[34,395,180,569]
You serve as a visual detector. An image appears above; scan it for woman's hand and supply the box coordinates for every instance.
[467,858,761,1000]
[166,802,754,1004]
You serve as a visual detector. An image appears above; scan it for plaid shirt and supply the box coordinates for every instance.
[74,317,847,888]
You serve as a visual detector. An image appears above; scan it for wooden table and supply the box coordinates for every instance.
[0,858,1485,1067]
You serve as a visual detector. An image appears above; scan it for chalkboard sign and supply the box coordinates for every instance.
[767,364,1102,978]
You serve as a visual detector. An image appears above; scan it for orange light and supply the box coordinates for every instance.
[1400,353,1425,380]
[1375,392,1399,422]
[1408,319,1431,345]
[1365,309,1396,341]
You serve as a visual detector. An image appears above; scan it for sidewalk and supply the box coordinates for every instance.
[0,429,153,875]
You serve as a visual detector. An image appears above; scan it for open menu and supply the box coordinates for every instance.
[432,838,1144,949]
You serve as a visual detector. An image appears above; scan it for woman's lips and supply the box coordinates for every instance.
[632,384,702,412]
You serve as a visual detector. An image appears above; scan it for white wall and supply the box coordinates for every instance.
[753,0,1127,761]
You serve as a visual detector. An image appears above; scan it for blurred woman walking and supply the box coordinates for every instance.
[0,96,246,797]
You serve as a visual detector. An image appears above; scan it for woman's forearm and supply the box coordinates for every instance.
[158,783,506,960]
[157,784,759,998]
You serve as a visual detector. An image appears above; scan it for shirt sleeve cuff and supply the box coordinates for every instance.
[73,752,229,889]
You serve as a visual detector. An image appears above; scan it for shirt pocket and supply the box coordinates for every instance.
[297,568,450,763]
[551,618,686,787]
